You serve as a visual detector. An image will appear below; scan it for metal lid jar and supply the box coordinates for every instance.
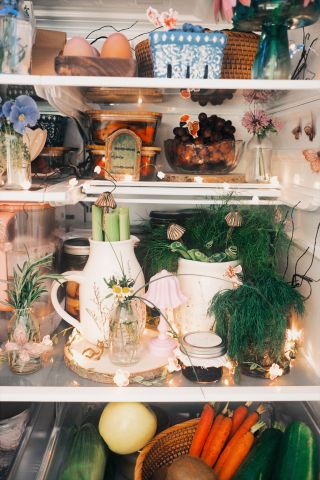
[176,331,228,383]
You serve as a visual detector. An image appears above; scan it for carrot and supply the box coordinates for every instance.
[200,416,232,467]
[189,403,215,457]
[230,402,252,437]
[201,415,224,464]
[201,404,229,464]
[214,405,265,475]
[218,430,255,480]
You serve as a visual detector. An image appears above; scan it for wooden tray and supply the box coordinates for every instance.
[55,56,137,77]
[163,173,246,183]
[83,87,163,104]
[64,329,168,384]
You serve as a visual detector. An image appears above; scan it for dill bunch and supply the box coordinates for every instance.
[210,271,305,364]
[5,254,61,311]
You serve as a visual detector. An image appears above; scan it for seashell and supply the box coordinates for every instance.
[225,210,243,227]
[167,223,186,241]
[95,192,117,210]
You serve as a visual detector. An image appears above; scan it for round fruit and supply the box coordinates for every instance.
[198,112,207,123]
[166,456,217,480]
[98,402,157,455]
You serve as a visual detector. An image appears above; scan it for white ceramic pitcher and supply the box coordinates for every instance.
[175,258,239,334]
[51,237,146,346]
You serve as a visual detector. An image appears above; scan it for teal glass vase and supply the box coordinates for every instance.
[233,0,320,79]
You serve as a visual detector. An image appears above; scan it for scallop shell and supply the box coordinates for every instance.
[95,192,117,210]
[225,211,243,227]
[167,223,186,241]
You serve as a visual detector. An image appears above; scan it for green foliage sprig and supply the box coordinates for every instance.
[210,271,305,365]
[4,254,61,311]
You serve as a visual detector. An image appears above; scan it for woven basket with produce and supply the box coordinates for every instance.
[135,403,319,480]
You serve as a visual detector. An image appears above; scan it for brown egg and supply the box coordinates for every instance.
[100,33,132,59]
[63,37,94,57]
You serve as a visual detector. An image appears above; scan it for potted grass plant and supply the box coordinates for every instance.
[3,254,60,374]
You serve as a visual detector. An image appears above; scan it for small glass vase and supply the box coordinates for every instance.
[7,308,42,374]
[109,299,143,366]
[0,0,33,74]
[0,132,31,190]
[245,134,272,183]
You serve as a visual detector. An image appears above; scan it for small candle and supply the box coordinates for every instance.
[119,207,130,241]
[92,205,103,241]
[104,212,120,242]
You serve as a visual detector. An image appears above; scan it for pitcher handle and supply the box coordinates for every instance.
[51,271,85,335]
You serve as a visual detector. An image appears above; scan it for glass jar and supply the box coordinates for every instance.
[109,299,143,366]
[0,0,34,74]
[7,308,42,374]
[63,238,90,320]
[0,132,31,190]
[177,331,227,383]
[245,134,272,183]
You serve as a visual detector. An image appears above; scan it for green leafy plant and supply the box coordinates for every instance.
[139,201,289,279]
[4,254,61,311]
[210,271,305,367]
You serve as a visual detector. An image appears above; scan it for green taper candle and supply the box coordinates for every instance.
[119,207,130,241]
[104,212,120,242]
[92,205,103,241]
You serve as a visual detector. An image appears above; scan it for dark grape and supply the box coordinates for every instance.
[198,112,207,122]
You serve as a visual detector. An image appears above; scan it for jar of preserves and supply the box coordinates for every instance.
[176,331,228,383]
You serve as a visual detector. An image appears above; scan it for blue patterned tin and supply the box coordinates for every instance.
[149,30,227,79]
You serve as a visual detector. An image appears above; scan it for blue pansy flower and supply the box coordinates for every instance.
[2,100,14,120]
[9,95,40,134]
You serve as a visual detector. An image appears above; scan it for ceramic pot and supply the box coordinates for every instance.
[51,237,146,346]
[175,258,238,334]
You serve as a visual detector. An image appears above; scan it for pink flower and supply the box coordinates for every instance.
[19,350,30,364]
[225,265,243,288]
[146,6,162,27]
[243,89,274,104]
[241,110,271,135]
[113,369,130,387]
[271,118,283,132]
[304,0,314,6]
[269,363,284,380]
[13,325,28,346]
[5,341,18,352]
[167,356,181,373]
[159,9,178,31]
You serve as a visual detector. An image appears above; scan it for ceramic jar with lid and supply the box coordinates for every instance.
[176,331,228,383]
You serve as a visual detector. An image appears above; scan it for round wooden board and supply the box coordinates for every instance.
[64,330,168,384]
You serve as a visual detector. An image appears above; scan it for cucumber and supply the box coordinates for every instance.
[273,421,318,480]
[233,428,283,480]
[59,423,107,480]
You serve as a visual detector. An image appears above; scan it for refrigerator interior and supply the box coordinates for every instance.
[5,401,320,480]
[0,0,320,477]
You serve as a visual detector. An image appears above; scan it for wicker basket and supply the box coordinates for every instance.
[135,30,259,79]
[135,418,199,480]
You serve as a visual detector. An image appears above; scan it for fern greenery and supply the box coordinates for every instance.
[210,271,305,364]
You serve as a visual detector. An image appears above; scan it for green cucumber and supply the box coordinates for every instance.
[59,423,107,480]
[233,428,283,480]
[273,420,318,480]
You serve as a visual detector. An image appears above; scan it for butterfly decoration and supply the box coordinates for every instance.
[303,149,320,172]
[187,121,200,139]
